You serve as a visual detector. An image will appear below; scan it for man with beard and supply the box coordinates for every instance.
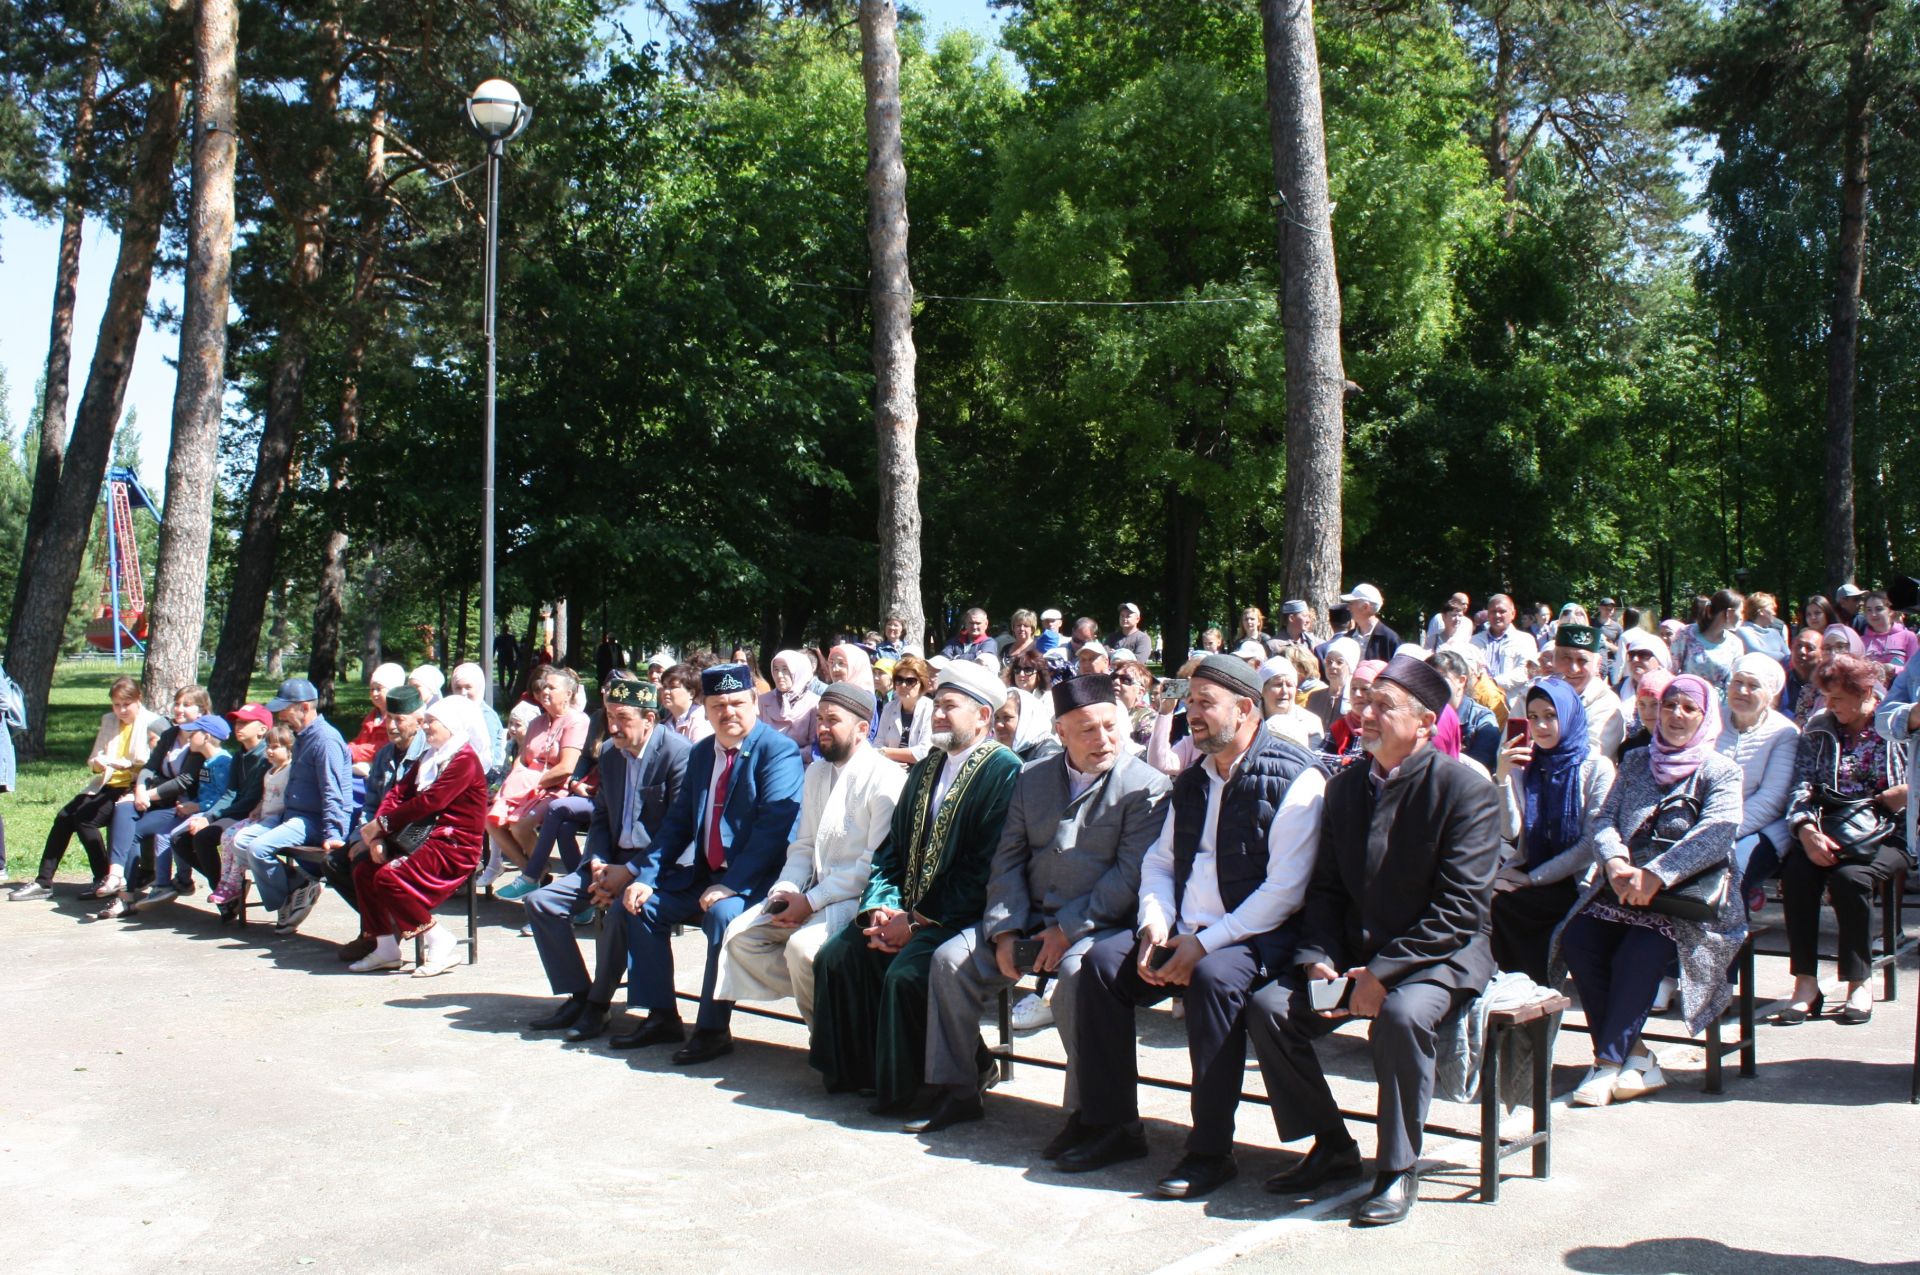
[716,683,905,1024]
[1059,654,1326,1200]
[809,661,1021,1115]
[912,674,1172,1140]
[521,678,690,1042]
[1249,654,1499,1228]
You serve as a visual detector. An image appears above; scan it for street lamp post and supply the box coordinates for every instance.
[466,77,530,706]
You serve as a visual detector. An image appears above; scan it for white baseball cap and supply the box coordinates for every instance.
[1040,608,1063,622]
[1340,583,1384,607]
[1077,640,1109,659]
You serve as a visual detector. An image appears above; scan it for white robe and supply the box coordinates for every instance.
[716,743,907,1020]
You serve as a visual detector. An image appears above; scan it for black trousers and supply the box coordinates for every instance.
[1249,977,1467,1176]
[184,823,228,890]
[1781,842,1907,982]
[35,787,121,885]
[323,844,362,915]
[1073,931,1263,1157]
[1490,878,1579,983]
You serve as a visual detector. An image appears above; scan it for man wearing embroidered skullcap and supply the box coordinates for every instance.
[809,659,1021,1116]
[1248,652,1499,1227]
[610,663,805,1065]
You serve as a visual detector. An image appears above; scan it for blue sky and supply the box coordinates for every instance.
[0,0,1006,499]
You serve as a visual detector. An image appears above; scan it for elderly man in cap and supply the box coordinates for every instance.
[1249,653,1499,1227]
[1275,600,1316,653]
[1060,653,1326,1200]
[232,678,352,934]
[328,683,427,952]
[810,660,1022,1115]
[1107,603,1153,664]
[1036,608,1067,654]
[1553,624,1626,761]
[1075,641,1112,679]
[612,663,804,1063]
[717,682,905,1025]
[913,673,1173,1140]
[1341,584,1402,664]
[521,678,690,1041]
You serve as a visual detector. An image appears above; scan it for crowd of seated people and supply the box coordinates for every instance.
[7,581,1915,1226]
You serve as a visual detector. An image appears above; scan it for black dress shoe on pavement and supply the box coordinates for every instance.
[1154,1152,1238,1200]
[902,1093,984,1134]
[609,1014,685,1050]
[1265,1138,1363,1194]
[1054,1122,1150,1173]
[1042,1112,1089,1161]
[1352,1170,1418,1227]
[565,1003,612,1042]
[671,1028,734,1065]
[529,994,587,1031]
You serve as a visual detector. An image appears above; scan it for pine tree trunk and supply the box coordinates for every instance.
[208,26,343,708]
[10,33,103,644]
[143,0,239,706]
[1823,0,1876,590]
[309,93,387,708]
[1262,0,1346,639]
[860,0,925,652]
[8,6,191,756]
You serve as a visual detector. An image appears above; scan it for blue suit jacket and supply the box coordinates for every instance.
[585,725,692,869]
[634,720,804,900]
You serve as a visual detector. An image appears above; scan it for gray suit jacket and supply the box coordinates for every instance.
[583,725,691,869]
[982,751,1171,942]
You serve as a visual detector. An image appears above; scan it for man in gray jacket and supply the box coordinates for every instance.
[911,674,1171,1144]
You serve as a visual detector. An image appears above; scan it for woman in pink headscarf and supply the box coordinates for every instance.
[758,649,820,749]
[1327,659,1386,758]
[1551,673,1745,1109]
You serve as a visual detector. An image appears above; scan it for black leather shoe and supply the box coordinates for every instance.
[529,994,587,1031]
[902,1093,984,1134]
[671,1028,734,1065]
[1154,1152,1238,1200]
[1353,1170,1418,1227]
[1054,1122,1150,1173]
[609,1014,685,1050]
[565,1003,612,1042]
[1042,1112,1089,1161]
[1265,1138,1363,1194]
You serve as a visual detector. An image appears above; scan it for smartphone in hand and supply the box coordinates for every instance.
[1011,937,1044,973]
[764,897,790,916]
[1147,943,1178,971]
[1504,717,1530,745]
[1308,976,1352,1013]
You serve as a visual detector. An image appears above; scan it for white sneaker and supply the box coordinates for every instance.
[1570,1064,1622,1107]
[475,848,506,891]
[1649,976,1677,1013]
[1009,992,1055,1032]
[1612,1052,1666,1101]
[1170,999,1186,1021]
[276,881,324,934]
[413,926,461,978]
[348,936,404,973]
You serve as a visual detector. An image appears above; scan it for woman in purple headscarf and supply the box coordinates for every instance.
[1550,674,1746,1109]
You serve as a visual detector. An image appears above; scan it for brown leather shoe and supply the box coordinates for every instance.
[337,934,379,963]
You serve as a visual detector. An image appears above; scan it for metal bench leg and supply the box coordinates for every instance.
[1882,874,1901,1003]
[996,986,1014,1084]
[1479,1032,1500,1203]
[1531,1015,1553,1180]
[468,871,479,965]
[1739,938,1756,1078]
[1704,1017,1723,1095]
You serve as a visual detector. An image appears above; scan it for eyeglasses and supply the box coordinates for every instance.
[894,676,920,688]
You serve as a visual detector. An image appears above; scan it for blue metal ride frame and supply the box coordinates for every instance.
[103,466,160,661]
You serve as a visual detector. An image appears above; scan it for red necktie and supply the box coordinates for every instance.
[705,747,738,871]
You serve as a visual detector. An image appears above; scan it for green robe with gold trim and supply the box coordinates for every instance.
[809,741,1020,1107]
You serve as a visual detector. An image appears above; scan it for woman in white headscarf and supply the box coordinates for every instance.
[347,695,490,978]
[448,661,505,775]
[759,649,820,749]
[409,663,447,707]
[1717,651,1799,911]
[1617,630,1673,718]
[1313,636,1362,731]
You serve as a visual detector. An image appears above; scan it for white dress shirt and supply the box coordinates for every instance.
[1138,752,1325,952]
[930,737,984,813]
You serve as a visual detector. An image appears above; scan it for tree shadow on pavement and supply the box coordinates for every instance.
[1564,1238,1920,1274]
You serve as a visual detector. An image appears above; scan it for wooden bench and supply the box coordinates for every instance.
[1750,869,1911,1003]
[239,847,480,967]
[988,981,1570,1204]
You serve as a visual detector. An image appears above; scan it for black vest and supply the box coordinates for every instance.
[1171,729,1315,919]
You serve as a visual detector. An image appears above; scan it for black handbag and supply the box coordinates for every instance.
[1813,787,1894,865]
[387,816,437,856]
[1623,774,1733,923]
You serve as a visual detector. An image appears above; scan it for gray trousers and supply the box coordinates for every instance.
[926,924,1112,1108]
[1248,977,1466,1176]
[524,861,626,1004]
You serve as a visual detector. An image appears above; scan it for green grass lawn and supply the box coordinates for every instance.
[4,661,371,883]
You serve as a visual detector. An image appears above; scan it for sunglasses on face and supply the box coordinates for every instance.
[894,677,920,688]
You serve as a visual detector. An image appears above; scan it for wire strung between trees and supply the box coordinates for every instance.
[787,280,1263,307]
